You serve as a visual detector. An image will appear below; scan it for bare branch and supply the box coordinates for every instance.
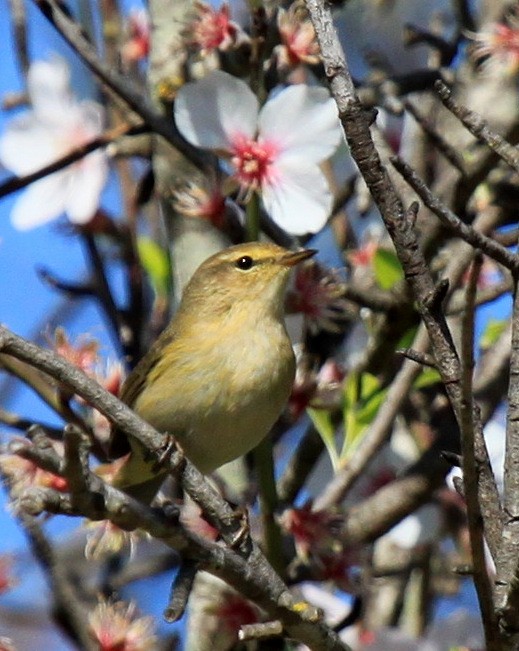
[0,123,147,200]
[459,255,499,647]
[240,620,284,641]
[305,0,503,559]
[435,80,519,174]
[164,560,198,623]
[391,155,519,273]
[403,99,465,172]
[0,324,350,651]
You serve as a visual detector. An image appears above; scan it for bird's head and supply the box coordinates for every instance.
[178,242,317,320]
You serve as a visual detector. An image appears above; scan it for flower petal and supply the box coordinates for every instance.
[10,173,68,230]
[262,162,332,235]
[258,84,342,162]
[174,70,259,151]
[28,58,75,126]
[65,152,108,223]
[79,100,105,137]
[0,116,62,174]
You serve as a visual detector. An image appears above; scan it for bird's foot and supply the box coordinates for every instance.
[230,506,251,550]
[152,434,185,474]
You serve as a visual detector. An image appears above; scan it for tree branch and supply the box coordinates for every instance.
[0,324,350,651]
[391,155,519,273]
[459,255,499,648]
[435,80,519,174]
[305,0,503,561]
[0,123,147,200]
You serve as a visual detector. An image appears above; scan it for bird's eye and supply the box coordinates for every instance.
[235,255,254,270]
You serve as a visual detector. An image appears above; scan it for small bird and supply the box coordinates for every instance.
[111,242,316,497]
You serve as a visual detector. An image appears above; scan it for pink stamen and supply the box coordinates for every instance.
[230,136,279,189]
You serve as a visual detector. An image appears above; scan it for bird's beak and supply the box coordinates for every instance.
[278,248,317,267]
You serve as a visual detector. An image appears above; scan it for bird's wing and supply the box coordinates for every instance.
[106,326,177,462]
[120,326,177,407]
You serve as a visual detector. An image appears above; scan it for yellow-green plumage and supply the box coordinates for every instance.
[111,242,315,493]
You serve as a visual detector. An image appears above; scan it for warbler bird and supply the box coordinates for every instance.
[111,242,316,496]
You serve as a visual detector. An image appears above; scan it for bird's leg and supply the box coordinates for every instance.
[229,505,251,549]
[151,433,186,474]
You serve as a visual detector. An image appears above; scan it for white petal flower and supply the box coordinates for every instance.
[175,70,258,150]
[174,70,342,235]
[0,58,108,230]
[258,84,340,162]
[262,160,332,235]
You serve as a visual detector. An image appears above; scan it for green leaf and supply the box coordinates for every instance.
[137,237,171,297]
[340,372,387,462]
[480,318,508,350]
[307,407,339,471]
[414,367,442,389]
[396,325,419,350]
[372,249,404,290]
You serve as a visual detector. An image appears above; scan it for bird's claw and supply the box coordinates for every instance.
[230,506,251,549]
[151,434,185,474]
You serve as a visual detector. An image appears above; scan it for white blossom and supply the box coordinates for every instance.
[0,58,108,230]
[174,70,342,235]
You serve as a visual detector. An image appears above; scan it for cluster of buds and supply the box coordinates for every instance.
[50,328,123,444]
[0,555,17,596]
[188,0,320,70]
[88,599,157,651]
[289,354,344,419]
[121,9,150,66]
[83,518,147,560]
[287,260,351,334]
[0,438,68,505]
[172,179,227,228]
[189,1,248,56]
[279,503,358,591]
[275,3,320,70]
[467,11,519,75]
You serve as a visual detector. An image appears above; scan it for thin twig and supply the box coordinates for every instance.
[278,424,324,504]
[81,232,132,360]
[403,24,458,65]
[447,279,513,315]
[37,268,94,296]
[0,353,83,427]
[391,155,519,273]
[0,123,147,200]
[403,99,465,172]
[396,348,437,368]
[459,254,500,647]
[240,620,284,640]
[0,408,60,435]
[164,560,198,623]
[8,0,29,75]
[435,80,519,174]
[343,283,398,312]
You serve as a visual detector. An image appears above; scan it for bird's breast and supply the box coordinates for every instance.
[134,316,295,473]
